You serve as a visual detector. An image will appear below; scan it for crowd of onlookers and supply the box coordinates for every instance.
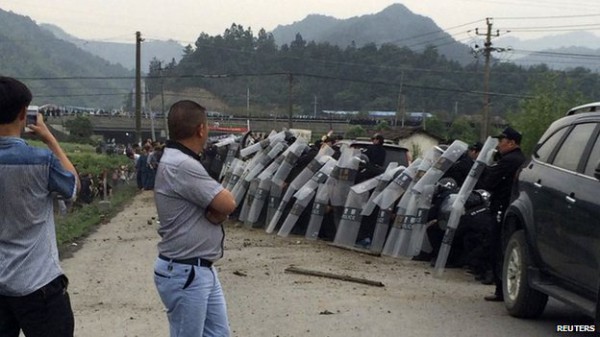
[54,138,168,216]
[127,139,165,191]
[77,166,134,205]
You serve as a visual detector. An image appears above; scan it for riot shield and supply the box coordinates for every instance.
[411,140,468,195]
[434,137,498,277]
[380,159,425,257]
[373,158,422,210]
[406,184,436,256]
[266,145,333,226]
[271,139,310,187]
[239,130,281,158]
[305,179,332,240]
[277,159,336,237]
[245,156,284,228]
[332,175,380,248]
[224,158,246,191]
[223,141,240,175]
[266,155,335,233]
[231,141,286,206]
[362,163,404,216]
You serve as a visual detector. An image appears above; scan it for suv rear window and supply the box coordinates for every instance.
[536,127,567,163]
[553,123,597,172]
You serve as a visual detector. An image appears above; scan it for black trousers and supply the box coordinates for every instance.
[0,275,74,337]
[489,208,504,296]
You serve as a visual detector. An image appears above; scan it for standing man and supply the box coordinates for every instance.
[364,133,386,167]
[478,127,526,302]
[0,76,79,337]
[153,100,236,337]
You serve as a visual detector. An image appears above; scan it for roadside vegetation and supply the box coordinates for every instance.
[55,184,138,247]
[28,140,138,248]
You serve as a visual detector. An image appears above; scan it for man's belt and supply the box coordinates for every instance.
[158,254,213,268]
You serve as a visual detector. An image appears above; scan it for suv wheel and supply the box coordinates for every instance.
[503,230,548,318]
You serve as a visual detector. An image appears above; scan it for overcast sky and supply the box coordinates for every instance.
[3,0,600,44]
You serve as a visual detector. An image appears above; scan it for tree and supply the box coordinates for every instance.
[345,125,366,139]
[65,116,94,143]
[375,120,391,131]
[448,115,477,143]
[423,116,447,140]
[508,74,586,155]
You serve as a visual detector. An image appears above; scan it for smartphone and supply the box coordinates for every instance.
[25,106,38,133]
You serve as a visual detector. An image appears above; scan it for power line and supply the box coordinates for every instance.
[495,13,600,20]
[503,23,600,31]
[509,49,600,60]
[17,71,533,100]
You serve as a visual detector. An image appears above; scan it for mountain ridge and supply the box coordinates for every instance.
[272,4,475,65]
[40,24,185,71]
[0,8,132,108]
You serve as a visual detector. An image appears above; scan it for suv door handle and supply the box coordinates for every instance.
[533,181,542,188]
[565,195,576,204]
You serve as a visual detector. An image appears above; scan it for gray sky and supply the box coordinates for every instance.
[2,0,600,44]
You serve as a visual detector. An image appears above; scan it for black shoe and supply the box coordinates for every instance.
[484,293,503,302]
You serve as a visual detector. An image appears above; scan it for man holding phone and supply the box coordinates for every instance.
[0,76,80,337]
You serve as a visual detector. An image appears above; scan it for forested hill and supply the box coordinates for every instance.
[271,4,474,65]
[0,8,132,108]
[149,23,600,121]
[3,5,600,119]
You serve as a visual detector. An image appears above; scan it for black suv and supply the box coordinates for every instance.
[501,103,600,321]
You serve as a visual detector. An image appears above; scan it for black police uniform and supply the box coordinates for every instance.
[478,146,526,298]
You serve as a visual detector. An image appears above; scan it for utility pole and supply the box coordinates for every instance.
[313,94,317,118]
[288,73,293,129]
[454,101,458,117]
[146,82,156,141]
[135,31,143,145]
[159,62,168,139]
[475,18,500,142]
[395,71,405,127]
[246,87,250,119]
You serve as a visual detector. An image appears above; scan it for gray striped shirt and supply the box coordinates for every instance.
[154,146,225,261]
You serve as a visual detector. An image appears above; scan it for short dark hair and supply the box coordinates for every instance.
[167,100,207,141]
[0,77,32,124]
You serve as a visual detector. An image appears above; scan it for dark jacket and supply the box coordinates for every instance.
[365,143,386,167]
[443,152,474,187]
[478,147,526,214]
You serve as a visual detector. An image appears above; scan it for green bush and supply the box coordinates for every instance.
[70,152,132,176]
[28,140,132,176]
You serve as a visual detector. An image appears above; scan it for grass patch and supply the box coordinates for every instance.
[56,185,139,247]
[26,139,96,154]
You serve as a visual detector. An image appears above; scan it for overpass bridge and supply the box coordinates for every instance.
[46,115,353,144]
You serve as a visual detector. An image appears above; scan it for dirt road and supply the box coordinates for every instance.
[60,191,591,337]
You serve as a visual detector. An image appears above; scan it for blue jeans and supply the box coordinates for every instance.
[154,258,230,337]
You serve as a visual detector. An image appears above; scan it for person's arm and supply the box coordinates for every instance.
[29,113,81,193]
[206,189,236,225]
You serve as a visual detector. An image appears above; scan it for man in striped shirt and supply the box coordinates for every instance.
[0,77,80,337]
